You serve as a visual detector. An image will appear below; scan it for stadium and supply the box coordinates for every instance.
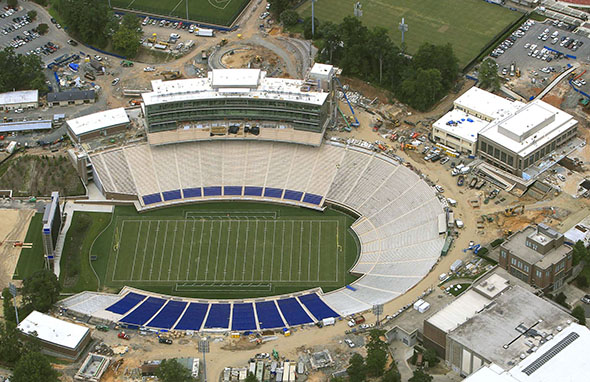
[59,66,447,333]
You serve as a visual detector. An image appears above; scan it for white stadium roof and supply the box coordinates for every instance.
[433,109,489,144]
[66,107,129,136]
[454,87,523,121]
[18,310,89,350]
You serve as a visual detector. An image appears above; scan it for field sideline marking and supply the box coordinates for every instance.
[269,221,276,281]
[213,220,223,281]
[111,219,124,282]
[232,220,241,281]
[138,220,152,281]
[129,221,143,281]
[251,220,258,281]
[184,220,196,280]
[207,0,232,10]
[298,221,303,281]
[174,221,188,281]
[157,221,170,281]
[260,221,267,280]
[289,221,294,281]
[222,220,232,281]
[148,221,160,280]
[204,221,214,279]
[241,219,249,281]
[279,221,285,281]
[169,0,184,16]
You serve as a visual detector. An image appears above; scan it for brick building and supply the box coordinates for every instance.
[499,223,572,291]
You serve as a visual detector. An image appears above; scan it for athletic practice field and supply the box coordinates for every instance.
[94,203,359,298]
[110,0,249,26]
[299,0,522,66]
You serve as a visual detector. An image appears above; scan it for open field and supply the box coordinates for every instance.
[13,213,45,281]
[298,0,522,66]
[110,0,250,26]
[73,203,359,298]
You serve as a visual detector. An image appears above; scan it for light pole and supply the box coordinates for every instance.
[353,2,363,18]
[198,338,210,381]
[372,304,383,327]
[399,18,408,51]
[9,283,19,325]
[311,0,317,38]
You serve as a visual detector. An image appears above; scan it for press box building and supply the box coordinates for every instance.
[42,191,62,263]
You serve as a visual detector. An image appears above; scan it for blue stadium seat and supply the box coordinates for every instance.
[255,301,285,329]
[264,187,283,198]
[203,186,222,197]
[120,297,166,326]
[298,294,339,320]
[145,300,187,329]
[105,292,146,315]
[244,186,263,196]
[277,298,313,326]
[224,186,243,196]
[283,189,303,202]
[303,193,323,205]
[162,189,182,201]
[231,303,257,331]
[174,303,209,331]
[183,188,202,198]
[142,193,162,205]
[204,304,230,329]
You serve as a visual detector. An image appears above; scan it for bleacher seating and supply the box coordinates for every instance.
[204,304,231,329]
[255,301,285,329]
[145,300,187,329]
[120,297,166,327]
[88,140,446,319]
[105,292,146,315]
[231,303,257,331]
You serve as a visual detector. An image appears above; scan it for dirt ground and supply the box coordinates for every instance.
[0,209,35,298]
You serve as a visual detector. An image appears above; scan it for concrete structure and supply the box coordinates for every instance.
[464,323,590,382]
[564,215,590,247]
[423,274,572,377]
[0,90,38,111]
[432,87,523,155]
[42,191,62,263]
[141,66,337,146]
[17,311,91,359]
[499,224,573,291]
[74,353,111,381]
[478,99,578,176]
[47,90,95,107]
[66,108,130,143]
[0,120,52,134]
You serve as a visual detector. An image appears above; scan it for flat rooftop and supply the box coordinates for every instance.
[464,323,590,382]
[480,100,578,158]
[66,107,129,136]
[17,310,89,350]
[142,69,330,107]
[502,226,570,269]
[433,109,490,144]
[425,289,491,334]
[454,87,523,120]
[0,90,38,105]
[447,285,572,370]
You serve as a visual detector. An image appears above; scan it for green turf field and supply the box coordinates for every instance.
[299,0,522,66]
[87,203,359,298]
[13,213,45,280]
[110,0,249,26]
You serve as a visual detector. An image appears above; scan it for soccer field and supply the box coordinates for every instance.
[110,0,249,26]
[298,0,522,66]
[99,203,359,298]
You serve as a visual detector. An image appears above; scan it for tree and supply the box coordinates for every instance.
[12,351,58,382]
[269,0,295,18]
[577,274,588,288]
[37,23,49,35]
[423,348,439,366]
[400,68,444,111]
[280,9,299,26]
[572,305,586,325]
[7,0,18,8]
[27,10,37,21]
[573,241,587,266]
[366,330,388,377]
[53,0,111,46]
[303,16,319,39]
[245,372,258,382]
[155,359,192,382]
[347,353,367,382]
[21,269,61,313]
[554,292,569,308]
[479,58,500,91]
[382,366,401,382]
[409,369,433,382]
[0,48,47,93]
[112,14,141,57]
[413,43,459,90]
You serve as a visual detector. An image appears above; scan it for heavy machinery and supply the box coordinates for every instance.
[335,77,360,127]
[220,38,228,46]
[120,60,133,67]
[161,70,181,80]
[117,331,130,340]
[147,33,157,44]
[401,143,416,151]
[504,205,524,216]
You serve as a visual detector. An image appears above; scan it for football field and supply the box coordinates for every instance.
[299,0,522,66]
[99,203,359,298]
[110,0,250,26]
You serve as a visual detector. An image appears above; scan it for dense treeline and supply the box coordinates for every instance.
[313,17,459,111]
[0,48,47,93]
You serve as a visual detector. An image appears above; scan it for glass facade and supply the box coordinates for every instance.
[145,97,330,133]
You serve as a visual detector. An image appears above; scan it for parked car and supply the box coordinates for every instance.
[158,337,173,345]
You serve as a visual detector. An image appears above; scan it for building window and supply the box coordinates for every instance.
[494,148,500,159]
[487,144,493,155]
[501,250,506,258]
[536,270,542,278]
[511,258,517,266]
[508,156,514,166]
[546,270,550,277]
[481,141,487,152]
[524,265,529,272]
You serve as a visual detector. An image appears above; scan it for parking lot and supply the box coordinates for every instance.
[492,18,590,89]
[0,3,78,66]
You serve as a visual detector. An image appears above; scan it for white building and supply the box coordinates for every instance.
[432,87,522,155]
[464,323,590,382]
[17,311,91,359]
[66,107,130,143]
[0,90,39,111]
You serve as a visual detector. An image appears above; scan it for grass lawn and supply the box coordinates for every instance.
[110,0,249,26]
[62,203,359,298]
[298,0,522,66]
[13,213,45,280]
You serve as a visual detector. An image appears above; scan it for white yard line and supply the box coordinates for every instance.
[129,221,144,281]
[148,221,161,280]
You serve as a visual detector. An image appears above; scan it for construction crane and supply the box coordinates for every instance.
[334,77,360,127]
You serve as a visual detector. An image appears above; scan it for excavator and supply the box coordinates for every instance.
[160,70,182,80]
[504,205,524,217]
